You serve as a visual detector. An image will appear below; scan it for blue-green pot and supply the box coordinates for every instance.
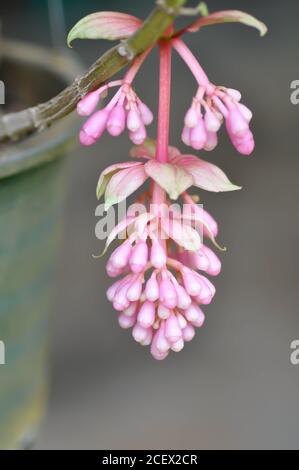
[0,39,82,449]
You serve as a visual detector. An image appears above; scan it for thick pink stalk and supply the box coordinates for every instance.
[172,38,210,88]
[152,40,172,206]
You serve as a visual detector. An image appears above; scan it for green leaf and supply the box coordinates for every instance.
[186,10,268,37]
[67,11,142,47]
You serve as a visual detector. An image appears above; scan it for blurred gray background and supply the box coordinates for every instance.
[1,0,299,449]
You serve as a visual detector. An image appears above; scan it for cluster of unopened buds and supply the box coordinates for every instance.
[78,78,154,146]
[105,203,221,360]
[182,85,254,155]
[70,6,266,359]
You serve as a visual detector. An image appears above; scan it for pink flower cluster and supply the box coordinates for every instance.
[78,82,153,147]
[105,207,221,360]
[182,85,254,155]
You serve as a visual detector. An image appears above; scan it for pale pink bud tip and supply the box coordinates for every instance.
[138,102,154,126]
[182,268,202,297]
[132,324,149,343]
[137,301,156,329]
[159,278,178,309]
[201,245,222,276]
[81,109,109,142]
[145,273,160,302]
[227,88,242,102]
[232,130,255,156]
[183,325,195,342]
[171,338,184,353]
[182,126,191,146]
[79,129,96,146]
[185,303,205,326]
[150,240,167,269]
[118,313,136,329]
[226,108,249,138]
[127,276,143,302]
[107,105,126,136]
[165,314,182,344]
[204,108,221,133]
[77,91,100,116]
[127,108,142,132]
[129,124,147,145]
[204,131,218,151]
[185,106,198,128]
[129,241,148,273]
[190,119,207,150]
[109,240,132,269]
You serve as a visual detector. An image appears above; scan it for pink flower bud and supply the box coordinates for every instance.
[132,324,149,343]
[109,240,132,269]
[151,331,169,360]
[190,119,207,150]
[204,108,221,132]
[171,338,184,352]
[184,106,198,128]
[200,245,221,276]
[157,304,171,320]
[237,103,253,122]
[204,131,218,151]
[184,303,205,325]
[227,88,242,102]
[123,302,138,317]
[79,129,97,147]
[140,328,153,346]
[129,241,148,273]
[145,273,159,302]
[77,91,100,116]
[181,126,191,146]
[137,301,156,328]
[175,284,192,310]
[113,282,131,311]
[159,277,178,309]
[127,276,143,302]
[129,124,147,145]
[106,261,123,278]
[194,276,215,305]
[177,313,188,329]
[106,279,123,302]
[182,324,196,342]
[226,108,249,138]
[232,129,255,156]
[138,102,154,126]
[107,105,126,136]
[81,108,109,143]
[190,251,209,272]
[127,108,142,132]
[191,312,205,328]
[155,323,170,354]
[165,314,182,343]
[181,268,202,297]
[150,240,166,268]
[202,208,218,238]
[118,313,136,329]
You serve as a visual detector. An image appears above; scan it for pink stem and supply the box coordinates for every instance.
[172,38,210,88]
[152,41,172,206]
[124,48,153,85]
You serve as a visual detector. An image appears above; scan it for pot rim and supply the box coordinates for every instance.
[0,39,83,180]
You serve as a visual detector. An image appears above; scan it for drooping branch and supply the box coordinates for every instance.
[0,0,187,143]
